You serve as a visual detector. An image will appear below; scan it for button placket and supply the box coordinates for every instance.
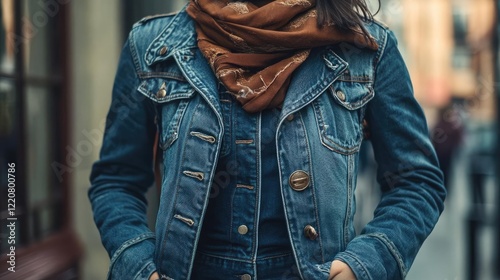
[229,105,259,257]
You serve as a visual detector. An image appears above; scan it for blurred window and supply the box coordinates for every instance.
[0,1,80,279]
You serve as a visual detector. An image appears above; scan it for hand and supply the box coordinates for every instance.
[329,260,356,280]
[149,272,160,280]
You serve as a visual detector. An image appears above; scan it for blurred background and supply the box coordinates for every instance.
[0,0,498,279]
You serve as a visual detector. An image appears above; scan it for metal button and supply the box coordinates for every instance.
[241,274,252,280]
[159,46,168,56]
[289,170,310,191]
[336,90,346,102]
[238,225,248,235]
[157,82,167,98]
[304,225,318,240]
[286,114,294,121]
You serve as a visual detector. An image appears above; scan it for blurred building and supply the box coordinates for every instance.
[0,1,185,279]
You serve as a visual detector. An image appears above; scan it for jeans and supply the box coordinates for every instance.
[191,251,301,280]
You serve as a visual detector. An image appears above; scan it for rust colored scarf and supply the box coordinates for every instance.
[187,0,378,113]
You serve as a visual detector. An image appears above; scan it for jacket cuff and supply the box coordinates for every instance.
[316,260,332,279]
[334,233,405,280]
[108,232,157,280]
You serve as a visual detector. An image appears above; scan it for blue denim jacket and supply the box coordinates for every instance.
[89,8,446,280]
[196,88,292,260]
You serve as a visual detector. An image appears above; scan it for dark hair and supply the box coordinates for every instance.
[316,0,380,36]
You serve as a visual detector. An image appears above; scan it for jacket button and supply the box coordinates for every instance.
[241,274,252,280]
[238,225,248,235]
[289,170,310,191]
[336,90,346,102]
[304,225,318,240]
[157,82,167,98]
[159,46,168,56]
[157,88,167,98]
[286,114,294,121]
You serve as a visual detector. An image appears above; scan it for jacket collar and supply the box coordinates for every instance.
[144,6,197,66]
[144,8,349,121]
[279,48,348,121]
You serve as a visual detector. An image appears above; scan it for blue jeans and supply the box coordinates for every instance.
[191,252,301,280]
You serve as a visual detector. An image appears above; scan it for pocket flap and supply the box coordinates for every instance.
[138,78,195,103]
[330,82,374,110]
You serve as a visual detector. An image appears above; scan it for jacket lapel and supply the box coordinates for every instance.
[174,48,222,119]
[280,48,348,121]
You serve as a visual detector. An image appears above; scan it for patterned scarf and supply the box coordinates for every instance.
[187,0,378,113]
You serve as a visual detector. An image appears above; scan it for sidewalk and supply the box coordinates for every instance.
[406,150,496,280]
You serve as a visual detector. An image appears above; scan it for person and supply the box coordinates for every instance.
[431,102,464,193]
[88,0,446,279]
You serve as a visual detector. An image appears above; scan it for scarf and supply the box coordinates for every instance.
[186,0,378,113]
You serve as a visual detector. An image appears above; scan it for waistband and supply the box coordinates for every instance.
[191,251,301,280]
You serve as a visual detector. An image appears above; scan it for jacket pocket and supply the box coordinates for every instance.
[313,81,374,155]
[138,77,195,150]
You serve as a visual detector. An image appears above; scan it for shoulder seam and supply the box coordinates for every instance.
[126,28,143,78]
[372,29,390,83]
[134,11,179,26]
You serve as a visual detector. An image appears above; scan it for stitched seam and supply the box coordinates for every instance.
[144,10,182,64]
[161,100,190,149]
[312,98,360,155]
[373,29,390,81]
[138,71,187,81]
[256,252,293,260]
[346,87,375,110]
[196,251,255,263]
[108,233,155,279]
[173,50,224,125]
[252,113,261,260]
[275,118,305,280]
[337,252,371,280]
[132,261,155,280]
[128,29,143,77]
[338,76,373,83]
[366,233,407,278]
[159,99,194,266]
[343,154,354,248]
[299,112,325,263]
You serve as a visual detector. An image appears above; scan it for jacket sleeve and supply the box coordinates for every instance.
[88,35,158,280]
[333,30,446,279]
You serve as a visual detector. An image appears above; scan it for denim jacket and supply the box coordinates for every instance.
[89,8,446,280]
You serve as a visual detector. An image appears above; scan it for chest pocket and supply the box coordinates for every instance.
[138,74,195,150]
[313,81,374,155]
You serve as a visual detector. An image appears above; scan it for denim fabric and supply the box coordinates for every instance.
[191,252,300,280]
[197,87,292,260]
[89,7,446,280]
